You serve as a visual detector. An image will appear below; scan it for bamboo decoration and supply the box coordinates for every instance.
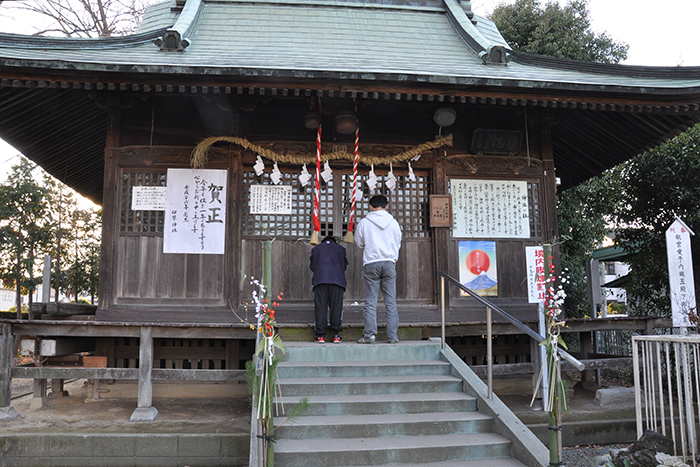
[343,99,360,244]
[310,98,322,245]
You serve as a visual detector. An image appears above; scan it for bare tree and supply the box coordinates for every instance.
[1,0,151,37]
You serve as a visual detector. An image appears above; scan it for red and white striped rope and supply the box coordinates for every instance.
[313,99,322,235]
[348,116,359,233]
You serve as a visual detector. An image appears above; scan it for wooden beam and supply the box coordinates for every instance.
[10,322,255,339]
[471,362,535,377]
[561,357,632,371]
[11,366,245,381]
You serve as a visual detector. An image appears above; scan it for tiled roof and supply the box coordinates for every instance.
[2,0,699,94]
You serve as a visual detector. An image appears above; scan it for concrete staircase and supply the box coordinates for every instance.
[272,340,547,467]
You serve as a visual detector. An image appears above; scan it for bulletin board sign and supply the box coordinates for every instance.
[429,195,452,227]
[450,179,530,238]
[250,185,293,215]
[131,186,166,211]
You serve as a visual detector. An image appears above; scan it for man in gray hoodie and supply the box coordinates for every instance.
[355,195,402,344]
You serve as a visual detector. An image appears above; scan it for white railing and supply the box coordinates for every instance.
[633,335,700,465]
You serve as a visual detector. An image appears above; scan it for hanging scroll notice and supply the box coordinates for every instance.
[249,185,293,215]
[164,169,227,254]
[450,179,530,238]
[131,186,167,211]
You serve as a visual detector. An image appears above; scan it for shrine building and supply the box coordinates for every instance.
[1,0,700,363]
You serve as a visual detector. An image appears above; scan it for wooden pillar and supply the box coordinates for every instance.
[98,105,121,310]
[130,326,158,421]
[432,148,450,308]
[538,117,560,245]
[0,324,13,407]
[579,331,598,390]
[226,147,243,308]
[0,324,19,420]
[48,379,68,399]
[226,340,240,369]
[96,336,116,384]
[29,378,47,409]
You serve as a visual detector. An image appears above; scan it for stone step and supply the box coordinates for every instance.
[277,359,452,378]
[273,433,513,467]
[274,392,477,416]
[278,374,463,396]
[341,460,529,467]
[280,341,442,363]
[274,411,493,439]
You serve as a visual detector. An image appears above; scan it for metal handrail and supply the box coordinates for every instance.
[437,270,584,398]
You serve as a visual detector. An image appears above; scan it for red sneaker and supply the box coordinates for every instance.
[314,336,325,344]
[333,335,342,343]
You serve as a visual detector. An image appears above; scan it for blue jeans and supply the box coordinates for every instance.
[362,261,399,342]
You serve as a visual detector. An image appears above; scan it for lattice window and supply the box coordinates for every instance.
[527,182,542,238]
[241,168,331,237]
[242,167,430,239]
[341,170,430,238]
[119,169,167,235]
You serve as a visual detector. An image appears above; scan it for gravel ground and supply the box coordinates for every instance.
[563,444,632,467]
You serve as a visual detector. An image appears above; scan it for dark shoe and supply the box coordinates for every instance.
[315,336,325,344]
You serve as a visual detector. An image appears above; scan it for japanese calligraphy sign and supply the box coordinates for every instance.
[131,186,167,211]
[164,169,227,255]
[450,179,530,238]
[249,185,292,215]
[665,218,696,328]
[526,246,545,303]
[458,241,498,297]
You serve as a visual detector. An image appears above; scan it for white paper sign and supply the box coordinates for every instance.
[450,179,530,238]
[131,186,167,211]
[250,185,292,214]
[164,169,227,254]
[526,246,545,303]
[666,218,696,328]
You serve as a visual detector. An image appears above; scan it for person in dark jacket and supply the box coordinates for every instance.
[310,236,348,343]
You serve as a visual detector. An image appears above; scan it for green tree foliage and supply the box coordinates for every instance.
[64,209,101,304]
[0,157,102,312]
[490,0,628,64]
[43,174,102,304]
[557,176,617,317]
[490,0,629,316]
[0,158,50,318]
[608,124,700,317]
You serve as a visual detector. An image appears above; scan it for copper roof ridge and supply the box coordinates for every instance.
[509,50,700,79]
[0,28,169,50]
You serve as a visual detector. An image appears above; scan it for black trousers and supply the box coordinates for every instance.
[313,284,344,336]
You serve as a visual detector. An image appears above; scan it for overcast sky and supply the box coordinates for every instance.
[1,0,699,198]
